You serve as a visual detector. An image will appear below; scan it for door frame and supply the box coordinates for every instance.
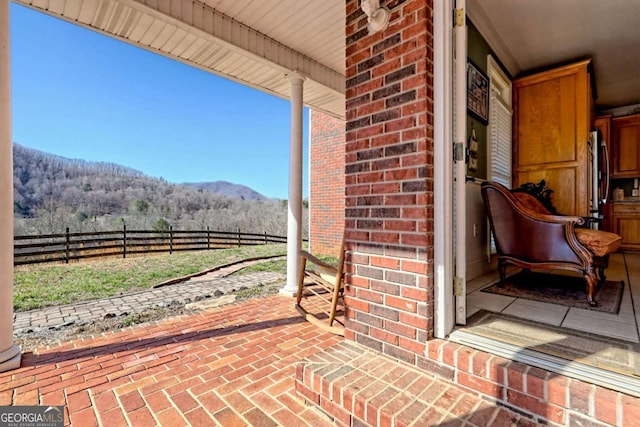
[434,0,467,337]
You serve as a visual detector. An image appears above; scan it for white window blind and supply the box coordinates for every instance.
[488,91,512,187]
[487,56,512,257]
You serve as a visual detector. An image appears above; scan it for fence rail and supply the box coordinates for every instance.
[14,226,287,266]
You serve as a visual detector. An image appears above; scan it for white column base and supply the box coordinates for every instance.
[0,344,21,372]
[279,284,299,297]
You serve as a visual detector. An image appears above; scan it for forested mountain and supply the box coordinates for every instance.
[182,181,267,201]
[12,144,299,236]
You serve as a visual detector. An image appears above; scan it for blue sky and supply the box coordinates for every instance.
[10,3,308,200]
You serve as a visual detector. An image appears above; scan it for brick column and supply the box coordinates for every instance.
[344,0,434,366]
[0,0,21,372]
[309,110,345,257]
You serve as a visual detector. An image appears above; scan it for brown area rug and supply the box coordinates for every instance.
[481,271,624,314]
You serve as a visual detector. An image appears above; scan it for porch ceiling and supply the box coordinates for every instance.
[14,0,346,119]
[16,1,639,115]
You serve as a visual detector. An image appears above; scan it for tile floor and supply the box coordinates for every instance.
[466,252,640,343]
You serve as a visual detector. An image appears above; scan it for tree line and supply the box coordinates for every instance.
[13,143,307,237]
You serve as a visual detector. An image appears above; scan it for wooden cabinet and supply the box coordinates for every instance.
[612,203,640,251]
[611,114,640,178]
[513,59,593,216]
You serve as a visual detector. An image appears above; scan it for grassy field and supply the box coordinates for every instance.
[13,244,287,312]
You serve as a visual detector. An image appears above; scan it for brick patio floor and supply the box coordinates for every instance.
[1,294,520,426]
[3,293,344,426]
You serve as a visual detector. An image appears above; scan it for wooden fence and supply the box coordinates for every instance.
[14,226,288,266]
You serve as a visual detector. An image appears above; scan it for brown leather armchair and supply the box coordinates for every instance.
[481,181,622,306]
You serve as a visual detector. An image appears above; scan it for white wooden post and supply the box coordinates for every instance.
[434,0,455,338]
[454,0,468,324]
[281,72,305,295]
[0,0,21,372]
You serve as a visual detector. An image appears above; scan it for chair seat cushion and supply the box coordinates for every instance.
[575,229,622,257]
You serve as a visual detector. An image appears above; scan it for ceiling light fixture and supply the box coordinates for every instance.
[361,0,390,34]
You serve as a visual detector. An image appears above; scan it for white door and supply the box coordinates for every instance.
[433,0,472,335]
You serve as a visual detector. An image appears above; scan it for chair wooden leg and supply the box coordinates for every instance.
[327,281,343,326]
[296,258,307,304]
[597,267,606,284]
[498,259,507,287]
[584,269,598,307]
[595,254,609,285]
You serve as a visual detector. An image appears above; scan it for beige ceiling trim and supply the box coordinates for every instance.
[123,0,344,95]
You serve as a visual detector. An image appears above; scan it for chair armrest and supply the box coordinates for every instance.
[516,206,585,227]
[299,250,338,272]
[499,207,589,265]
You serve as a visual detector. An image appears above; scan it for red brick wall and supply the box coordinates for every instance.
[344,0,434,364]
[424,339,640,426]
[297,340,640,426]
[309,110,345,257]
[338,3,640,425]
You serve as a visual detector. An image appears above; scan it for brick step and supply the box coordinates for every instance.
[294,341,537,427]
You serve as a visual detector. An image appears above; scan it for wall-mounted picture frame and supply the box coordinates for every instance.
[467,59,489,124]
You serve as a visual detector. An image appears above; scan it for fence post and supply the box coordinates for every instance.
[122,224,127,259]
[237,228,241,247]
[207,226,211,250]
[65,227,70,264]
[264,231,268,244]
[169,226,174,254]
